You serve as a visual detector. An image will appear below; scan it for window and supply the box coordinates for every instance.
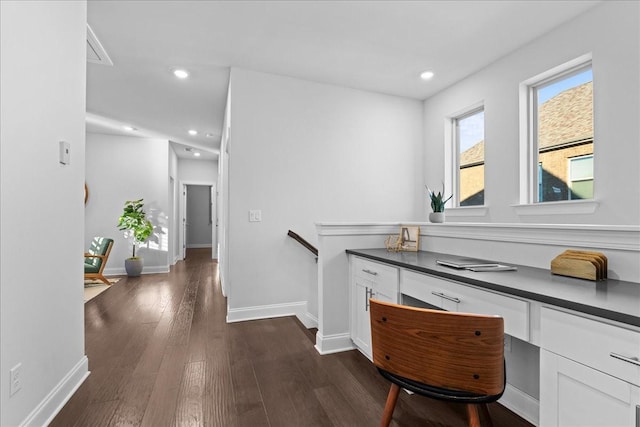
[454,108,485,207]
[529,61,593,203]
[569,155,594,200]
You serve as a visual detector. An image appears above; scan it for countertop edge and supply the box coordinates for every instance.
[346,249,640,328]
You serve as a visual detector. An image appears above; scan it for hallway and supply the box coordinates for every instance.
[51,248,530,426]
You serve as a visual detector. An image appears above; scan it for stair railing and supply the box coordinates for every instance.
[287,230,318,261]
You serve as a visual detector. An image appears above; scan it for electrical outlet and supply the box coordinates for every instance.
[504,335,512,353]
[10,363,22,396]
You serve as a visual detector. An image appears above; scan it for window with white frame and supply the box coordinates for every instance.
[454,108,485,207]
[525,58,593,203]
[568,154,594,200]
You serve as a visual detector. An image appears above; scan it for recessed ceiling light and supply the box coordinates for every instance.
[205,133,215,138]
[173,68,189,79]
[193,152,201,157]
[420,70,435,80]
[188,129,198,136]
[123,126,137,131]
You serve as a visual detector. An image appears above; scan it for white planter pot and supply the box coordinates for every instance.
[429,212,445,223]
[125,257,144,277]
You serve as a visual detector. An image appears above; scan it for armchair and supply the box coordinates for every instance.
[84,237,114,286]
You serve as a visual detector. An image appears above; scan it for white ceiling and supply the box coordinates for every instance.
[86,0,601,160]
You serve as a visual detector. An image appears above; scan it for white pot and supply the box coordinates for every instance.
[429,212,445,223]
[125,257,144,277]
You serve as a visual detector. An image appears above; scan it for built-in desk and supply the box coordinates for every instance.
[347,248,640,427]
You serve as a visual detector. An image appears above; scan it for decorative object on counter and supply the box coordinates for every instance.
[436,257,518,272]
[385,234,403,252]
[117,198,154,277]
[399,225,420,251]
[551,249,607,281]
[385,225,420,252]
[426,183,452,223]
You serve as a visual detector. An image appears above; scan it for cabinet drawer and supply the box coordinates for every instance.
[353,257,398,297]
[400,270,530,342]
[400,270,446,308]
[541,307,640,387]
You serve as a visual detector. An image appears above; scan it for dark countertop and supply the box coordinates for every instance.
[346,248,640,328]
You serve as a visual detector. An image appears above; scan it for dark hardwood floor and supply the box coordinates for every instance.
[51,248,533,427]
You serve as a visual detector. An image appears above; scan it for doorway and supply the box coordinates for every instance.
[182,183,217,260]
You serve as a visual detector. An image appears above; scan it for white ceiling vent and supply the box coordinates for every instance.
[87,24,113,66]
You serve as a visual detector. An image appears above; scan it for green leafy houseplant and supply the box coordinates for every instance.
[426,184,453,213]
[117,199,153,258]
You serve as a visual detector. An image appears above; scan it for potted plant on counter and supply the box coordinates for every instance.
[426,184,452,223]
[117,198,154,276]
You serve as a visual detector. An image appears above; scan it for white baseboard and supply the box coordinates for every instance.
[499,383,539,426]
[301,312,318,329]
[104,265,170,276]
[314,332,355,355]
[22,356,89,427]
[226,301,308,324]
[186,243,212,248]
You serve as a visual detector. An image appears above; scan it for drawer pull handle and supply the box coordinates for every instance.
[610,352,640,367]
[362,269,378,276]
[431,291,461,304]
[636,405,640,427]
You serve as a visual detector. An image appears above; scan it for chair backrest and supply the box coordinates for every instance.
[370,299,504,396]
[86,237,114,268]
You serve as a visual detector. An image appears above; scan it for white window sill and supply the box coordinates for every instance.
[512,200,599,216]
[445,206,489,217]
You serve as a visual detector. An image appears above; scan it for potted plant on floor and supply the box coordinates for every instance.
[117,198,154,276]
[426,184,452,223]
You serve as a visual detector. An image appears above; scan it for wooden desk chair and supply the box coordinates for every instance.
[84,237,114,286]
[370,299,505,427]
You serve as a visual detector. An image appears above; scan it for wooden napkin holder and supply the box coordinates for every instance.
[551,250,607,281]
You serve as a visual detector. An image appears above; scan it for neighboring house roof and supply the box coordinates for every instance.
[460,140,484,167]
[460,81,593,163]
[538,81,593,149]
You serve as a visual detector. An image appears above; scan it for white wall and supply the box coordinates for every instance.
[226,68,423,325]
[423,0,640,225]
[0,2,88,425]
[218,93,231,295]
[85,134,171,274]
[178,158,218,183]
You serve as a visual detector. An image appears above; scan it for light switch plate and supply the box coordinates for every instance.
[59,141,70,165]
[249,210,262,222]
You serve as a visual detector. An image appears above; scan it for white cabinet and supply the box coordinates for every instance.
[350,257,399,359]
[400,270,530,342]
[540,350,640,427]
[352,277,372,355]
[540,307,640,426]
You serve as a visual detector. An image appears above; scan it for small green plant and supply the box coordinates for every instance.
[117,199,153,258]
[426,184,453,213]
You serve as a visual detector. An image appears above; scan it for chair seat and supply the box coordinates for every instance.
[378,367,504,404]
[84,262,100,274]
